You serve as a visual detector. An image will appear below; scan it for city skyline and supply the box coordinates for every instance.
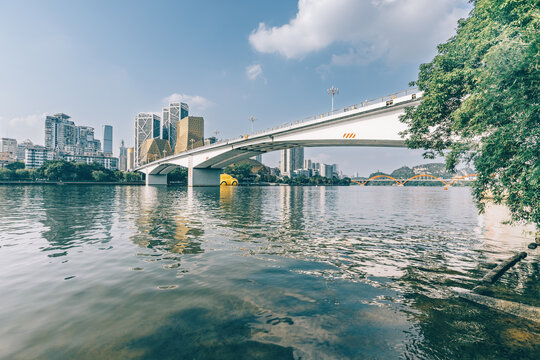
[0,0,472,175]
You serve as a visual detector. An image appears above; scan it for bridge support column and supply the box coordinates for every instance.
[146,174,168,186]
[188,168,221,187]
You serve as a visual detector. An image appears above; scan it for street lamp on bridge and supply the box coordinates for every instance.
[249,116,256,133]
[327,85,339,112]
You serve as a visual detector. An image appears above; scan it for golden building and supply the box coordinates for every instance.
[175,116,204,154]
[126,147,135,171]
[139,138,172,165]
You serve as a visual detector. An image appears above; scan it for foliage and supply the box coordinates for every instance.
[280,174,350,186]
[0,160,142,183]
[400,0,539,225]
[223,163,254,182]
[5,161,25,171]
[167,167,188,184]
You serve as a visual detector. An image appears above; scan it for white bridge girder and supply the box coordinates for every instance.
[137,90,421,182]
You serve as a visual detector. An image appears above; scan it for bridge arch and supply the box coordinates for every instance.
[352,174,403,186]
[401,174,448,186]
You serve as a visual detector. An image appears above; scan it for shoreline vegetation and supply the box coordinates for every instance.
[0,160,142,183]
[0,160,475,187]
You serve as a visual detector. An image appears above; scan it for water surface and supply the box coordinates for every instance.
[0,185,538,359]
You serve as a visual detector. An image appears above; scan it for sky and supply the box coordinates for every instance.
[0,0,471,176]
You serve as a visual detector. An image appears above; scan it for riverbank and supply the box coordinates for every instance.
[0,180,145,185]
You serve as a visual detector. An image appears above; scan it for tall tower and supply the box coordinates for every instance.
[44,113,76,151]
[163,102,189,152]
[135,113,161,166]
[280,148,304,177]
[103,125,113,154]
[126,147,135,171]
[118,140,127,171]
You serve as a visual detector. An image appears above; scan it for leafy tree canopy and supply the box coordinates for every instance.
[401,0,539,225]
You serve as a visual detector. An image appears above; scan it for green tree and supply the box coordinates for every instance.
[0,168,14,180]
[44,161,76,181]
[401,0,539,226]
[5,162,25,171]
[167,167,187,184]
[223,163,253,182]
[124,172,143,182]
[15,169,35,180]
[92,170,110,182]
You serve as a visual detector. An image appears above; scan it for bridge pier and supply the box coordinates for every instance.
[189,168,221,187]
[146,174,168,185]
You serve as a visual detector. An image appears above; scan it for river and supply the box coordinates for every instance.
[0,185,538,359]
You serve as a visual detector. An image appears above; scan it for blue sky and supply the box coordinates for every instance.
[0,0,471,176]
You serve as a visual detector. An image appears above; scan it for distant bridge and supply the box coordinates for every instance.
[351,174,478,188]
[136,89,421,186]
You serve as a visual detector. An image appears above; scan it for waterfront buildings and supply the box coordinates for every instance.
[62,153,118,170]
[0,138,17,160]
[162,102,188,152]
[75,126,101,154]
[119,140,127,171]
[17,140,34,161]
[175,116,204,153]
[25,145,54,169]
[280,147,304,177]
[127,147,135,171]
[45,113,77,151]
[139,138,172,165]
[103,125,113,154]
[42,113,118,170]
[135,113,161,166]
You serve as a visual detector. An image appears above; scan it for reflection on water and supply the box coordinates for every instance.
[0,185,538,359]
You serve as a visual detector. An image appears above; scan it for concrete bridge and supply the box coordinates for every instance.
[136,88,421,186]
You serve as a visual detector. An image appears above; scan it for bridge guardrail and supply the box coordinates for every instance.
[209,87,420,146]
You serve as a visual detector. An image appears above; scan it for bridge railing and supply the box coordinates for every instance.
[210,87,420,146]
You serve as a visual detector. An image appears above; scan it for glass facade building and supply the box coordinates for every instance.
[162,102,188,152]
[280,148,304,177]
[103,125,113,154]
[135,113,161,166]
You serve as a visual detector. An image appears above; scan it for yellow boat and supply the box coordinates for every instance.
[220,173,238,186]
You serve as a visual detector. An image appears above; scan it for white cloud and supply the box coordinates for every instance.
[0,113,46,144]
[249,0,470,65]
[246,64,263,80]
[163,94,214,113]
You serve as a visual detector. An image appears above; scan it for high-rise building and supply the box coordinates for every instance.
[163,102,188,151]
[162,107,170,141]
[175,116,203,153]
[119,140,127,171]
[320,164,334,178]
[0,138,17,160]
[280,147,304,177]
[135,113,161,166]
[16,139,33,161]
[75,126,102,154]
[127,147,135,171]
[103,125,113,154]
[25,145,53,169]
[45,113,76,151]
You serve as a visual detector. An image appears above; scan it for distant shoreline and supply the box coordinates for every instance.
[0,181,145,186]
